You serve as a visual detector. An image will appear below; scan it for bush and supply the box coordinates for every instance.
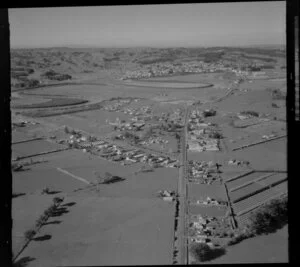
[43,209,52,218]
[271,89,286,100]
[35,215,46,228]
[247,195,287,235]
[209,131,223,139]
[203,109,216,117]
[227,195,288,246]
[53,197,64,204]
[42,187,50,194]
[190,243,226,262]
[227,231,250,246]
[64,126,70,134]
[87,135,97,142]
[42,70,72,81]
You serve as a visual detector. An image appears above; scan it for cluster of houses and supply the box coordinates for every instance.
[189,109,206,125]
[191,196,228,207]
[157,190,177,202]
[103,99,131,112]
[104,104,155,133]
[262,134,277,140]
[120,56,273,81]
[188,160,222,185]
[122,105,152,116]
[169,109,184,125]
[109,118,146,131]
[63,133,178,168]
[139,136,169,147]
[187,109,221,152]
[120,60,241,80]
[187,128,220,152]
[187,138,219,152]
[98,145,178,168]
[157,109,184,126]
[189,215,233,246]
[228,159,250,166]
[104,104,153,120]
[233,113,270,128]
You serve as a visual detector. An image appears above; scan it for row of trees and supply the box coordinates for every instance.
[190,194,288,263]
[42,70,72,81]
[228,194,288,246]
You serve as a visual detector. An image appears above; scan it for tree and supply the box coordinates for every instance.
[190,243,226,262]
[24,230,36,241]
[104,172,113,179]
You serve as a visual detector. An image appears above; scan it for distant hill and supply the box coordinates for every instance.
[10,45,285,89]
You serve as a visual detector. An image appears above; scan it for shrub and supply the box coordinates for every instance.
[190,243,226,262]
[43,70,57,77]
[247,195,287,235]
[87,135,97,142]
[42,70,72,81]
[42,187,50,194]
[272,89,286,100]
[203,109,216,117]
[43,209,52,218]
[11,162,24,172]
[227,231,250,246]
[209,131,223,139]
[227,195,288,246]
[35,216,46,228]
[53,197,64,204]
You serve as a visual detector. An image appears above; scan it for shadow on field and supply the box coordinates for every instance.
[33,234,52,241]
[61,201,76,207]
[50,207,69,217]
[12,192,26,198]
[42,220,62,226]
[47,190,62,195]
[13,256,36,267]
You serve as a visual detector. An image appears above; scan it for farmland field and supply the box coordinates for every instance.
[12,139,64,158]
[188,205,227,217]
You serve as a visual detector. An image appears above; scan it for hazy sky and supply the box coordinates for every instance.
[9,2,285,48]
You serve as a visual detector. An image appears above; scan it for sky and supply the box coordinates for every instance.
[9,2,286,48]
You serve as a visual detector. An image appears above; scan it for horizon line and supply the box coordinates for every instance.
[11,43,286,50]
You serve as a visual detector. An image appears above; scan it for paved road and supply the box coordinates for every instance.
[177,105,190,265]
[176,78,242,264]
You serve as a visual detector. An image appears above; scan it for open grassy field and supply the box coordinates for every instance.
[188,184,227,201]
[188,206,227,217]
[12,193,56,256]
[12,147,177,266]
[209,225,288,263]
[12,139,64,159]
[19,194,175,266]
